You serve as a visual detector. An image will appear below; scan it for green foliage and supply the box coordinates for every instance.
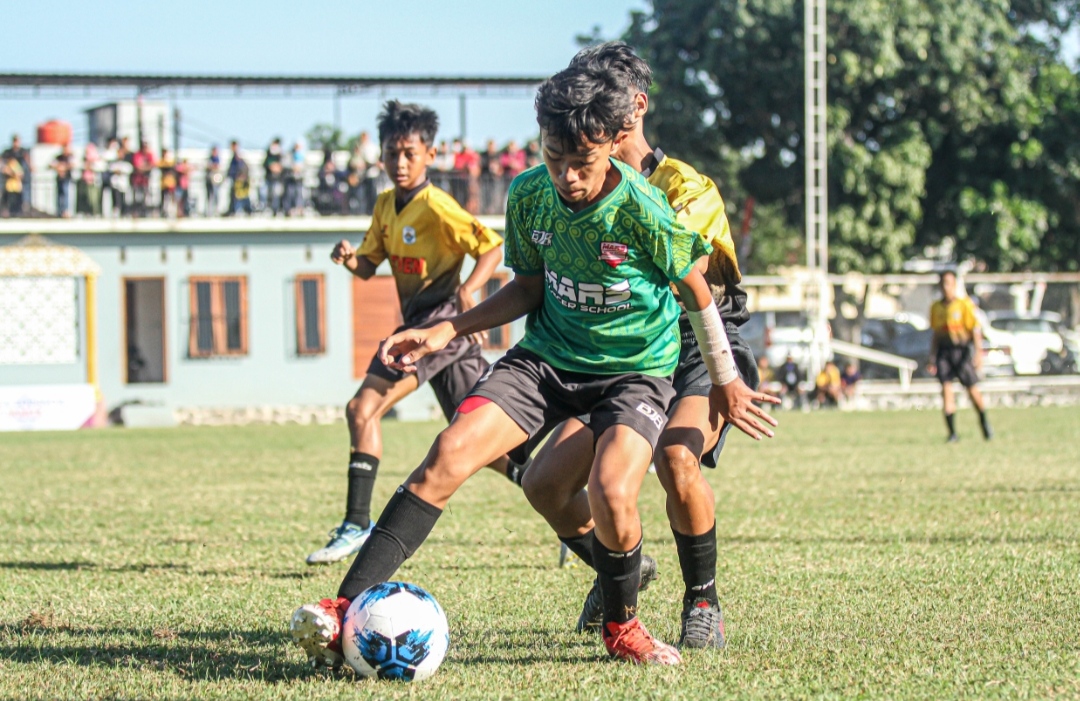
[626,0,1080,272]
[304,123,346,153]
[1,409,1079,698]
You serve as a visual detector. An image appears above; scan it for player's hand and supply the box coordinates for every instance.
[330,240,356,266]
[973,353,984,372]
[379,321,457,373]
[710,378,780,441]
[926,362,937,376]
[455,288,487,345]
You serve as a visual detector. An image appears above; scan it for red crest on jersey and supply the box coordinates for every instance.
[599,242,628,268]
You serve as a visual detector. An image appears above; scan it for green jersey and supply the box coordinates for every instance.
[504,159,712,377]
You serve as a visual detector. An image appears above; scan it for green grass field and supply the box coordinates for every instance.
[2,406,1079,700]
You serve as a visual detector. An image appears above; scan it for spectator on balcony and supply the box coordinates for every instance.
[265,137,285,216]
[225,140,245,216]
[131,140,156,218]
[284,142,305,216]
[453,140,480,214]
[176,158,191,217]
[205,145,223,216]
[840,361,861,401]
[231,161,253,215]
[77,142,102,217]
[315,159,344,215]
[50,144,75,218]
[479,139,504,215]
[159,148,179,218]
[1,153,23,218]
[432,140,454,191]
[524,138,542,169]
[106,138,132,217]
[501,139,527,180]
[2,135,31,215]
[352,131,381,214]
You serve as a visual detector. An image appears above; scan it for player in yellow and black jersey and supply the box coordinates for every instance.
[305,101,510,566]
[928,270,992,442]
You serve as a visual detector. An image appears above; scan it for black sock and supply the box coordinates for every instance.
[673,525,718,608]
[558,530,597,570]
[338,487,442,601]
[979,410,992,437]
[345,452,379,528]
[592,537,641,626]
[505,457,531,487]
[944,412,957,436]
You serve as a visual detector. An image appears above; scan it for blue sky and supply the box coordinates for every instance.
[1,0,649,150]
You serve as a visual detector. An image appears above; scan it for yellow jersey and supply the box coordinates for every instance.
[358,184,503,320]
[930,297,979,347]
[646,153,747,323]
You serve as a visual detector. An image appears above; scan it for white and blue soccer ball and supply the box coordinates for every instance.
[342,581,450,681]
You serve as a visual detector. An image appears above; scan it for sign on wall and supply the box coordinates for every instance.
[0,384,96,431]
[0,276,78,365]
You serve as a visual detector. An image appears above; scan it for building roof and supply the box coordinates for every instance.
[0,234,102,276]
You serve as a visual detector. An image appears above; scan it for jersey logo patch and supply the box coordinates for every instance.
[531,230,553,246]
[402,226,417,245]
[599,242,628,267]
[636,402,666,430]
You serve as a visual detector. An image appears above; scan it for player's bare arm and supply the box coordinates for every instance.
[380,273,544,372]
[672,263,779,440]
[972,326,984,372]
[456,246,503,343]
[330,239,379,279]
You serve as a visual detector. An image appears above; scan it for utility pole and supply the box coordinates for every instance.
[804,0,829,378]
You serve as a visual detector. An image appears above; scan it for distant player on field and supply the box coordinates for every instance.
[291,66,773,666]
[306,100,513,566]
[520,42,776,650]
[928,270,993,442]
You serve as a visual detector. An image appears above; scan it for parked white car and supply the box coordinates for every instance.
[985,312,1066,375]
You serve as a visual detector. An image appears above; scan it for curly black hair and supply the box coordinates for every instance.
[377,100,439,147]
[534,67,635,149]
[568,41,652,95]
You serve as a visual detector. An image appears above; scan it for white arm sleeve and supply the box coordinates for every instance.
[686,304,739,386]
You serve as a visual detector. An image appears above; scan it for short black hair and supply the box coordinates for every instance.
[377,100,439,148]
[534,67,635,149]
[568,41,652,95]
[940,269,957,282]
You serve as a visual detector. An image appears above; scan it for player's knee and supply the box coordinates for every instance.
[588,476,637,523]
[427,429,474,473]
[656,444,701,497]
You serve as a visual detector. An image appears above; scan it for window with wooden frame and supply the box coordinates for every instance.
[480,273,511,350]
[295,273,326,355]
[188,276,248,357]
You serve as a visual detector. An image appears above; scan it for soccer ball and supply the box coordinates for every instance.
[341,581,450,681]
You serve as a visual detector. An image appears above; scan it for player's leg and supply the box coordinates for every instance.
[589,423,680,665]
[653,395,726,648]
[961,354,993,439]
[306,374,419,565]
[292,401,528,667]
[941,380,958,442]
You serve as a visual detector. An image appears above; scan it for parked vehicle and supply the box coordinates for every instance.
[985,311,1073,375]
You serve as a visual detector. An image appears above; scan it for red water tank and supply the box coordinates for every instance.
[37,120,73,145]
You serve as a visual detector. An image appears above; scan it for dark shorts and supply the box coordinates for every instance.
[936,344,979,388]
[365,300,490,422]
[471,346,676,456]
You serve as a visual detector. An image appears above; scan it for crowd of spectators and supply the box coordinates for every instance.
[0,132,542,220]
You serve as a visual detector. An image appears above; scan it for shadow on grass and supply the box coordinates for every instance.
[0,625,314,683]
[0,561,190,573]
[716,533,1076,546]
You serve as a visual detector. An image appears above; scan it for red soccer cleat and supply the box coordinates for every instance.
[602,618,683,665]
[290,597,351,668]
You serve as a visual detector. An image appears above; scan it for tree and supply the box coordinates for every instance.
[624,0,1080,272]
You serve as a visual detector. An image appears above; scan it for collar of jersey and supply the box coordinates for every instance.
[549,158,628,219]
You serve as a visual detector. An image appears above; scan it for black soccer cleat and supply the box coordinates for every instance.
[946,433,960,443]
[575,554,658,633]
[980,415,994,441]
[678,598,726,649]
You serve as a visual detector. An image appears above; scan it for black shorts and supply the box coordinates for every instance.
[936,345,979,388]
[365,300,490,422]
[470,347,676,454]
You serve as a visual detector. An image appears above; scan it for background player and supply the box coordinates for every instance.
[928,270,993,442]
[306,100,509,566]
[291,66,774,666]
[520,43,775,650]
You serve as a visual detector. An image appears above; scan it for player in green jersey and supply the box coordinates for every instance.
[290,66,775,667]
[521,42,777,650]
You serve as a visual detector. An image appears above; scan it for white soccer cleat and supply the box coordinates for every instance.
[290,598,348,668]
[305,521,373,565]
